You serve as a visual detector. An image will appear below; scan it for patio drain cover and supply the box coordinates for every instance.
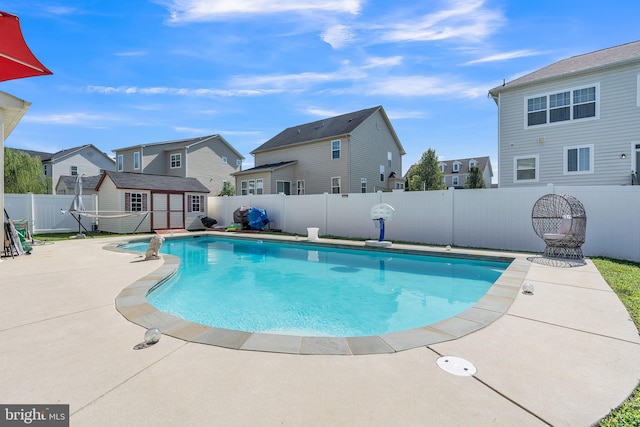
[436,356,476,376]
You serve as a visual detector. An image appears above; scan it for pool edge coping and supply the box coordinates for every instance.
[107,232,531,356]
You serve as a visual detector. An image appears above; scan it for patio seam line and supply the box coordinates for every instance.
[506,313,640,345]
[70,341,190,417]
[0,303,115,333]
[522,280,615,292]
[426,346,553,426]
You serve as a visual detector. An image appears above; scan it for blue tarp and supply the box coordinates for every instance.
[247,207,269,231]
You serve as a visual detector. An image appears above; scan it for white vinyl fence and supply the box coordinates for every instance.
[5,185,639,261]
[5,193,98,234]
[208,185,640,262]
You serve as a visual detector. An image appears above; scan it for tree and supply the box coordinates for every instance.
[4,148,47,194]
[218,181,235,196]
[406,148,446,191]
[463,166,487,189]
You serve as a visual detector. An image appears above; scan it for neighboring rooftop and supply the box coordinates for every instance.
[113,134,244,160]
[439,156,492,175]
[489,40,640,96]
[252,106,403,154]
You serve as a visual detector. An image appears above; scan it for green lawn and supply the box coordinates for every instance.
[593,258,640,426]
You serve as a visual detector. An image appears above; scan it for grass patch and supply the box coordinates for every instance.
[593,257,640,426]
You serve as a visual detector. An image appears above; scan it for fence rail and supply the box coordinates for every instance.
[5,185,639,261]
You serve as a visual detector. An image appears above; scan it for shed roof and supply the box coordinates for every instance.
[251,106,405,155]
[97,171,210,193]
[232,161,297,177]
[489,40,640,97]
[58,174,102,191]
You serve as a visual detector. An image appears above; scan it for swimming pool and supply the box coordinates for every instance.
[122,236,509,338]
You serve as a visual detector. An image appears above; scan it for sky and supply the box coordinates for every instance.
[1,1,639,181]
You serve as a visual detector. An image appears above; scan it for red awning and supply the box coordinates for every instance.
[0,11,52,82]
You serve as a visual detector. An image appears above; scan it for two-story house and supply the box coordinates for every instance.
[233,106,405,195]
[113,134,244,195]
[439,156,493,189]
[14,144,115,194]
[488,40,640,187]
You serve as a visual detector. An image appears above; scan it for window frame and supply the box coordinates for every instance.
[188,194,204,212]
[70,166,78,176]
[296,179,305,195]
[564,144,594,175]
[387,151,392,168]
[170,153,182,169]
[276,180,291,195]
[360,178,367,193]
[241,180,248,195]
[133,151,140,170]
[524,83,599,128]
[221,156,228,164]
[256,178,263,195]
[452,176,459,186]
[331,140,341,159]
[331,176,341,194]
[117,154,123,172]
[452,162,461,173]
[514,155,539,183]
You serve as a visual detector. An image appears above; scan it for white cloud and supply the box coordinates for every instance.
[113,51,149,57]
[86,85,281,97]
[22,112,115,125]
[321,24,356,49]
[363,56,403,68]
[376,0,504,43]
[350,75,485,98]
[156,0,363,22]
[464,49,540,65]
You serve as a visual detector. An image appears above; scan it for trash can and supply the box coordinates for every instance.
[307,227,319,241]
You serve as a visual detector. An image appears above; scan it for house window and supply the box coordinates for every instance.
[241,180,248,195]
[331,177,341,194]
[43,164,48,175]
[125,192,147,212]
[380,165,385,182]
[526,84,598,127]
[297,180,305,195]
[514,155,539,182]
[361,178,367,193]
[70,166,78,176]
[248,179,255,195]
[453,162,460,173]
[170,153,181,168]
[133,152,140,170]
[276,181,291,195]
[117,155,123,172]
[452,176,459,186]
[331,140,341,159]
[469,160,478,168]
[395,182,404,190]
[221,156,228,164]
[387,152,392,167]
[188,194,204,212]
[564,144,593,174]
[439,164,446,173]
[256,179,263,195]
[236,159,242,167]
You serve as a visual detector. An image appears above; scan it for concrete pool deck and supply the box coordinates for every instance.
[1,232,640,426]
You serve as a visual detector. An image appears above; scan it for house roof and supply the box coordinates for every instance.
[232,161,297,177]
[251,106,405,155]
[97,171,210,193]
[439,156,492,175]
[57,174,102,191]
[489,40,640,97]
[113,134,245,160]
[13,144,115,164]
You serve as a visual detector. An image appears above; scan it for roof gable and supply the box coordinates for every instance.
[252,106,382,154]
[438,156,491,175]
[489,40,640,95]
[97,171,210,193]
[113,134,244,160]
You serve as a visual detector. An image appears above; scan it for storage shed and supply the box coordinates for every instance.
[95,171,210,233]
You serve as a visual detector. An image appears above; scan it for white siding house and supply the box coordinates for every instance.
[439,156,493,189]
[95,171,210,233]
[234,106,405,195]
[488,40,640,187]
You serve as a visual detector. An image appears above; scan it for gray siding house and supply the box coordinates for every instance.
[15,144,115,194]
[439,156,493,189]
[113,134,244,196]
[488,40,640,187]
[95,171,210,232]
[233,106,405,195]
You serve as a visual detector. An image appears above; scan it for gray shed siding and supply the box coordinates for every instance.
[497,63,640,187]
[349,109,403,192]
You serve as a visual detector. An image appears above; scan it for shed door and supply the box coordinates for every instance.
[151,192,184,230]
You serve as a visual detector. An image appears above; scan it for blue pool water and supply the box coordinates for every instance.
[123,237,508,337]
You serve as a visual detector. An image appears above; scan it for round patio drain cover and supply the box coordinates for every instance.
[436,356,476,376]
